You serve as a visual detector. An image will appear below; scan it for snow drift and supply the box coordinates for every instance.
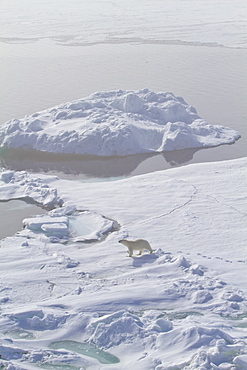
[0,89,240,156]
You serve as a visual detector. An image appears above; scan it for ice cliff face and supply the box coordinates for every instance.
[0,89,240,156]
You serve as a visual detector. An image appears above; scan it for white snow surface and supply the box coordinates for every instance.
[0,157,247,369]
[0,89,240,156]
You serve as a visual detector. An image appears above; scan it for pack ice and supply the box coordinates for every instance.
[0,89,240,156]
[0,158,247,369]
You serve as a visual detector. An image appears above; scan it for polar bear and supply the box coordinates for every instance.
[118,239,153,257]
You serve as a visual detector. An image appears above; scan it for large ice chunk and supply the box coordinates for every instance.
[0,89,240,156]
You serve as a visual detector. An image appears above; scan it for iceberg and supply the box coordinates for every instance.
[0,89,240,156]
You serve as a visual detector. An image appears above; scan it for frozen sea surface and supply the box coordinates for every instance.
[1,0,246,48]
[0,158,246,369]
[0,2,247,368]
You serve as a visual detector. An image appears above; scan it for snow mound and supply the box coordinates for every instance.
[0,89,240,156]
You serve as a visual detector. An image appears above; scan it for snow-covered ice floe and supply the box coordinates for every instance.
[0,170,116,243]
[0,89,240,156]
[0,158,247,369]
[0,170,60,208]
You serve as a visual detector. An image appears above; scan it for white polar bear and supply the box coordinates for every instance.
[118,239,153,257]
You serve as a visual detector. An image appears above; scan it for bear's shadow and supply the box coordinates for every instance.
[131,252,159,268]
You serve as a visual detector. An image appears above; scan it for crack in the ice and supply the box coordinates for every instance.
[122,177,246,231]
[124,180,198,228]
[203,193,247,216]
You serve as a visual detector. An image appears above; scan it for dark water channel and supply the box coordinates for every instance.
[0,141,245,181]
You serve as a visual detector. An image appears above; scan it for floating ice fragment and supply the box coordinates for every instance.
[0,169,60,207]
[23,216,68,231]
[41,223,69,237]
[49,205,77,217]
[0,89,240,156]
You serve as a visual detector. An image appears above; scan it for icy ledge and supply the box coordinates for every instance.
[0,89,240,156]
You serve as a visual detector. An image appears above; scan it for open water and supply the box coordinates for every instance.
[0,40,246,179]
[0,40,246,238]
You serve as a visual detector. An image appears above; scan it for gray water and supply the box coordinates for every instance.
[0,41,246,239]
[0,199,46,240]
[0,41,246,180]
